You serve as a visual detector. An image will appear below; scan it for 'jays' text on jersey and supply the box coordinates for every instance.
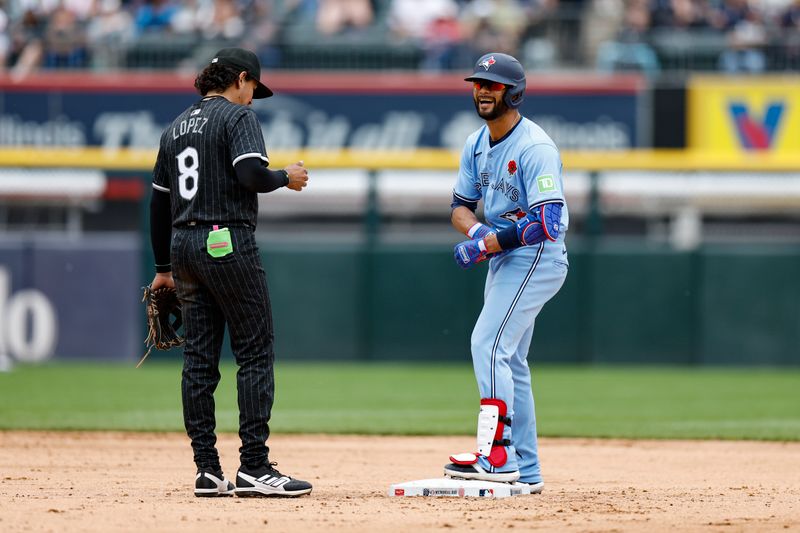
[452,117,569,236]
[152,96,268,227]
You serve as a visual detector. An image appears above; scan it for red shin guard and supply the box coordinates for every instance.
[477,398,511,468]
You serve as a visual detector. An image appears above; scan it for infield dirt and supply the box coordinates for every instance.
[1,431,798,532]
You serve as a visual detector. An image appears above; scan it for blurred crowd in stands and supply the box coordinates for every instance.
[0,0,799,75]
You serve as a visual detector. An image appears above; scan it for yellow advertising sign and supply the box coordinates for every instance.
[688,76,800,153]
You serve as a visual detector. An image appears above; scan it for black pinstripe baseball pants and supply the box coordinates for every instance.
[172,225,275,471]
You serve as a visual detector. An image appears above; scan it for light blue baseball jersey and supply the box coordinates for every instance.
[453,117,569,235]
[452,116,569,483]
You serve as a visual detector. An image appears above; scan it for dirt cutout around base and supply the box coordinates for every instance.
[1,432,798,532]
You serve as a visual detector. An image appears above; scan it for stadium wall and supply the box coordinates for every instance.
[263,243,800,366]
[0,235,796,366]
[0,235,141,363]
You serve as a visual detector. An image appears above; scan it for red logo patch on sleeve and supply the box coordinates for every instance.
[507,160,517,175]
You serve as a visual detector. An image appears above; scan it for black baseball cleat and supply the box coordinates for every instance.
[235,463,313,497]
[444,462,520,483]
[194,469,235,497]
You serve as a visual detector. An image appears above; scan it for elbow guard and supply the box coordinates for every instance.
[496,202,563,250]
[530,202,562,243]
[516,202,563,246]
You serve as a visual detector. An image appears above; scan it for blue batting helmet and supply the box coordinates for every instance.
[465,53,526,109]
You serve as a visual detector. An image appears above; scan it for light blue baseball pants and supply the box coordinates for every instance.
[470,239,568,483]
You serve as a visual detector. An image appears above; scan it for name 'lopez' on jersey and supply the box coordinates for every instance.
[172,113,209,139]
[153,96,269,228]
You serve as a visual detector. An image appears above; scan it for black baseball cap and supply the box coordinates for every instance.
[210,48,273,99]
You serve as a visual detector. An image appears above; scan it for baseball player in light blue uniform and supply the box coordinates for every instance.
[444,53,569,494]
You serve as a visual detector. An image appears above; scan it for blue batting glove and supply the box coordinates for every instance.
[454,238,489,269]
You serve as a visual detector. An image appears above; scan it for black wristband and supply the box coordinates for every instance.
[155,263,172,273]
[281,169,290,186]
[496,225,521,251]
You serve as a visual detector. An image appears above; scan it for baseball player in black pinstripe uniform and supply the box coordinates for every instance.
[148,48,312,498]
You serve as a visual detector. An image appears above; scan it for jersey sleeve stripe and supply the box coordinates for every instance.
[232,152,268,167]
[152,183,170,193]
[453,190,480,202]
[528,198,563,211]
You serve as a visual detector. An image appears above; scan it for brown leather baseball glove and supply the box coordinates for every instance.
[138,285,185,367]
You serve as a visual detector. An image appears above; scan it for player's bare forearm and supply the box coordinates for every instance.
[451,206,480,235]
[452,207,501,253]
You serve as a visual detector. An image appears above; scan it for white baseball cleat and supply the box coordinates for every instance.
[235,463,312,497]
[444,462,520,483]
[514,480,545,494]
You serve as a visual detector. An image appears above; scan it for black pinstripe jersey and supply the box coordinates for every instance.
[152,96,268,227]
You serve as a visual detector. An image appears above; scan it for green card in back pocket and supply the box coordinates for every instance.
[207,227,233,258]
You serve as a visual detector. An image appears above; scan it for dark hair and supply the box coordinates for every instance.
[194,63,250,96]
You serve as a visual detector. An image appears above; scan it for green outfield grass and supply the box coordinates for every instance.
[0,362,798,440]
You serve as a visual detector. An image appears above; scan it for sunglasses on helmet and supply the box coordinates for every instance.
[473,81,506,91]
